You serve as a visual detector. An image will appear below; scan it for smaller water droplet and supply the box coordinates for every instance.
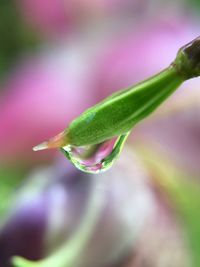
[60,133,129,174]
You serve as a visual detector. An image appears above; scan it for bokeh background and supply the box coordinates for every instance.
[1,1,200,267]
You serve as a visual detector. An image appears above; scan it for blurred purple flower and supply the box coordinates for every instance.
[0,151,156,267]
[0,195,47,267]
[0,149,191,267]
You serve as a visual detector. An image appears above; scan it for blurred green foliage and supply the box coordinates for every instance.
[191,0,200,7]
[0,166,27,218]
[0,0,40,82]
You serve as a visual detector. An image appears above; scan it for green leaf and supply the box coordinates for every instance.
[0,0,40,82]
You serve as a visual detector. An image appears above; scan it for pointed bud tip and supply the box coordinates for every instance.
[32,131,69,152]
[33,141,49,151]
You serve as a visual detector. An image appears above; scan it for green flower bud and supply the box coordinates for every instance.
[66,67,183,146]
[33,36,200,150]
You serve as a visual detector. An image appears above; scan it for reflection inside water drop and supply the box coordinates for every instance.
[60,133,129,174]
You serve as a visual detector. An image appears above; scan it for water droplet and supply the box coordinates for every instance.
[60,133,129,174]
